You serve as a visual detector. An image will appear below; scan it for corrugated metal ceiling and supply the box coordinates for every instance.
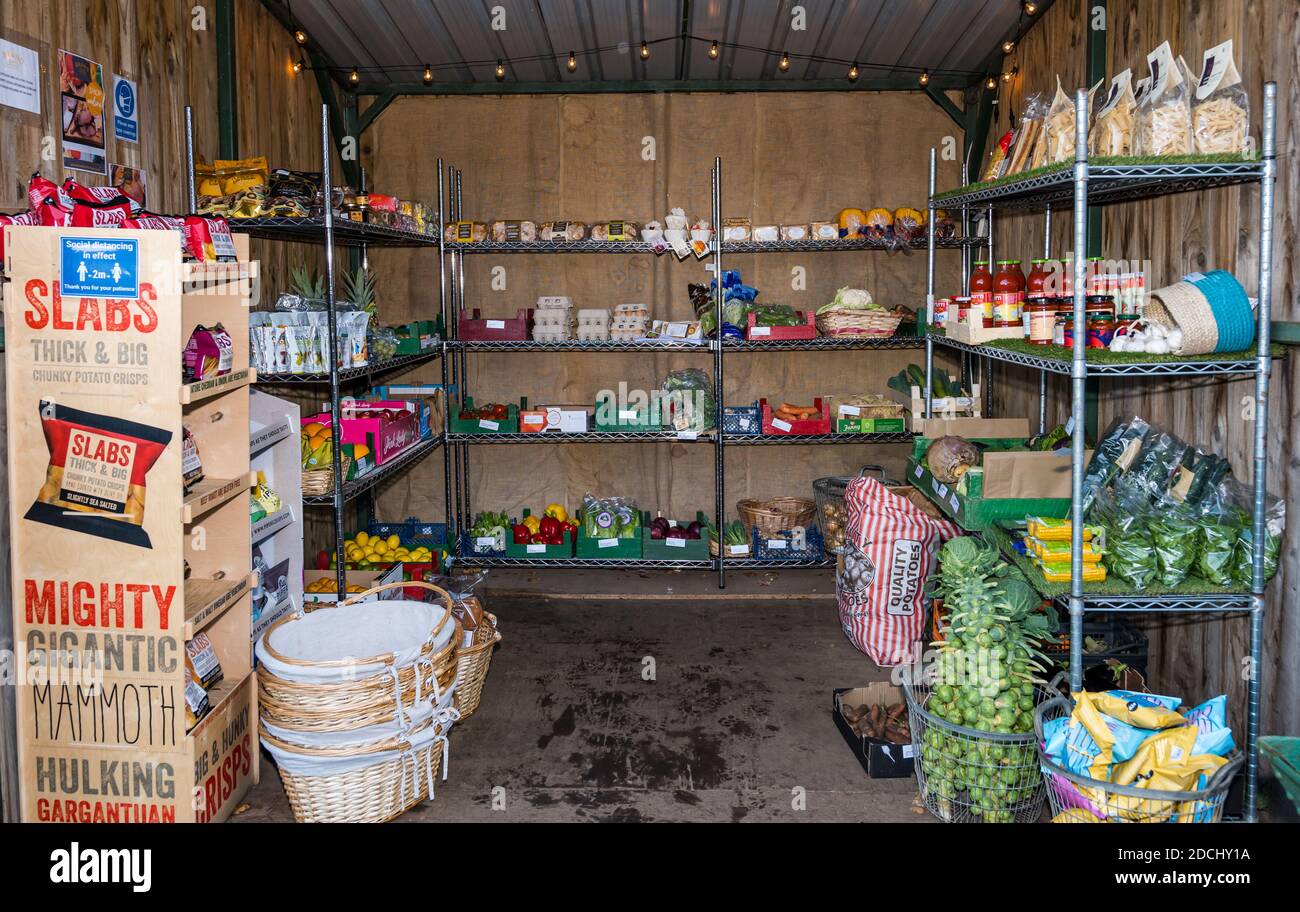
[266,0,1036,90]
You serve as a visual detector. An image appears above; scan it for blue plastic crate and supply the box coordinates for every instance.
[751,525,824,561]
[722,404,761,435]
[368,518,449,551]
[460,530,506,556]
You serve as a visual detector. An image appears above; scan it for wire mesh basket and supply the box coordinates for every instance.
[812,465,894,556]
[1034,695,1243,823]
[904,674,1061,823]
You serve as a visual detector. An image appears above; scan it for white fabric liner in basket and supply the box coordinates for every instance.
[261,689,457,751]
[255,599,454,682]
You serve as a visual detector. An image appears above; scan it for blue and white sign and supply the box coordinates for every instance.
[112,74,138,143]
[60,237,139,298]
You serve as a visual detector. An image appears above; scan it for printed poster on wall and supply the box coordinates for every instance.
[57,49,106,174]
[112,72,138,142]
[0,37,41,115]
[111,163,147,207]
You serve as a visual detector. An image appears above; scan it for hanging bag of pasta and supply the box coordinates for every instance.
[1090,69,1137,157]
[1005,91,1048,174]
[1192,39,1251,155]
[1136,41,1193,156]
[1038,76,1102,166]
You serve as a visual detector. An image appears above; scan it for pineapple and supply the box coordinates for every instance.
[342,266,377,317]
[289,264,326,302]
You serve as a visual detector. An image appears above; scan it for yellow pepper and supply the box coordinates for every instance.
[523,514,541,534]
[544,503,567,523]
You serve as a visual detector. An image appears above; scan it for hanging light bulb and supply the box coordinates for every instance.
[985,75,998,90]
[294,29,307,45]
[640,41,650,60]
[423,64,433,85]
[1003,39,1015,54]
[918,69,930,86]
[1002,69,1013,83]
[349,67,359,85]
[567,51,577,72]
[1023,1,1038,14]
[847,62,859,81]
[778,50,790,71]
[709,40,719,59]
[292,57,304,74]
[495,59,505,80]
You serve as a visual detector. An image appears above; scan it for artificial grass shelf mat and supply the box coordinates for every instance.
[985,525,1251,602]
[982,338,1280,366]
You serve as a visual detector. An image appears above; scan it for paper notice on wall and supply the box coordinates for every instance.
[0,38,41,115]
[58,49,107,174]
[111,163,147,207]
[112,73,138,142]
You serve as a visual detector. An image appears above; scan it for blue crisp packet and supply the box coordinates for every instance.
[1184,695,1235,757]
[1105,689,1182,711]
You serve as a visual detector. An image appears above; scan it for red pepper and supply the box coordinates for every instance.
[539,516,563,539]
[512,523,531,544]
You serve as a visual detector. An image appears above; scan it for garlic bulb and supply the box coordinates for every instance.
[1111,335,1129,352]
[1166,327,1184,352]
[1147,338,1170,354]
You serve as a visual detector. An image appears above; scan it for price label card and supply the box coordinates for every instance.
[750,326,771,337]
[475,536,496,549]
[727,545,748,556]
[914,464,924,479]
[479,419,499,431]
[772,418,792,432]
[677,430,697,440]
[526,543,546,554]
[486,319,506,329]
[598,537,618,549]
[619,410,637,420]
[666,537,686,548]
[766,539,788,550]
[936,482,950,498]
[838,404,861,417]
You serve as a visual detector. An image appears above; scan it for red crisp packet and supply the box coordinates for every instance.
[183,324,234,381]
[27,399,172,549]
[63,178,142,214]
[182,214,237,262]
[35,200,71,227]
[71,199,133,228]
[27,173,72,212]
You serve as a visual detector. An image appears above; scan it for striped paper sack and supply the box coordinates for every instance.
[838,476,960,666]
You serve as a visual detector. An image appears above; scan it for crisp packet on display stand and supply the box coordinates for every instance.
[183,324,234,382]
[26,400,172,549]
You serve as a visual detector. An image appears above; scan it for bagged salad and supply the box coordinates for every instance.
[581,493,639,540]
[661,368,715,432]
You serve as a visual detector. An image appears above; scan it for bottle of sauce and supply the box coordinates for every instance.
[993,259,1025,327]
[1024,259,1054,337]
[969,260,994,326]
[1086,294,1117,348]
[1026,298,1057,345]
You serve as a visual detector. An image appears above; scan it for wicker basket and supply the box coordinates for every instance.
[816,307,904,338]
[737,496,816,536]
[452,607,501,721]
[302,454,354,496]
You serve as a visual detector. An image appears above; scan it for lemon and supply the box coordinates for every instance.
[355,531,370,547]
[386,534,401,551]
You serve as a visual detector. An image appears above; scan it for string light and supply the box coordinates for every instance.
[847,62,859,81]
[640,41,650,60]
[985,75,998,90]
[1002,39,1015,54]
[1002,69,1013,83]
[778,50,790,71]
[567,51,577,72]
[1023,1,1038,14]
[349,67,359,85]
[294,29,307,45]
[709,40,719,59]
[918,69,929,86]
[292,57,304,74]
[495,59,505,80]
[423,64,433,85]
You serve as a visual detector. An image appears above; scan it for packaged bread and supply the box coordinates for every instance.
[892,208,924,244]
[836,207,866,237]
[752,224,780,242]
[489,219,537,241]
[780,224,809,241]
[1192,39,1250,154]
[1040,76,1103,165]
[445,220,486,242]
[722,217,752,241]
[863,208,893,241]
[982,129,1014,180]
[591,220,638,241]
[1136,42,1193,156]
[540,220,588,241]
[1006,92,1048,173]
[811,220,838,240]
[1090,70,1138,157]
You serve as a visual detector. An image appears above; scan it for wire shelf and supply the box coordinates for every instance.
[1051,593,1255,614]
[931,335,1260,377]
[447,339,713,352]
[932,159,1266,210]
[449,555,716,569]
[449,235,982,254]
[722,432,914,445]
[254,349,442,385]
[230,214,440,247]
[447,431,714,443]
[724,334,925,351]
[302,436,442,506]
[722,557,835,569]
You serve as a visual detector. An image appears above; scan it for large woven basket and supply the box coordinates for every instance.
[1145,270,1254,355]
[452,606,501,721]
[737,496,816,536]
[256,581,458,732]
[815,307,904,338]
[302,454,354,496]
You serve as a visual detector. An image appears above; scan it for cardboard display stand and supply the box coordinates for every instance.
[250,388,303,642]
[3,227,258,823]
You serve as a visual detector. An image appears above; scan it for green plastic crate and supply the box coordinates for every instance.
[908,437,1071,532]
[835,416,907,434]
[449,397,520,434]
[641,511,709,560]
[394,320,438,355]
[575,507,643,559]
[504,509,576,558]
[593,395,663,432]
[1261,737,1300,814]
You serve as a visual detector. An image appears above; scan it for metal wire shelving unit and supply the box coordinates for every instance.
[920,83,1278,822]
[184,103,445,596]
[441,156,986,583]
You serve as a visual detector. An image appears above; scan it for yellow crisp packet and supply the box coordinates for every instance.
[1039,563,1107,583]
[1111,724,1199,787]
[1026,516,1097,541]
[1027,536,1103,561]
[1092,691,1186,730]
[1072,691,1120,780]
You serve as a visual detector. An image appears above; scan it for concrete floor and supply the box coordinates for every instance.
[235,569,933,823]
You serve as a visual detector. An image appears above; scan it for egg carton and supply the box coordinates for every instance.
[613,303,650,320]
[533,311,572,328]
[531,325,573,341]
[535,295,573,310]
[577,308,610,327]
[576,326,611,342]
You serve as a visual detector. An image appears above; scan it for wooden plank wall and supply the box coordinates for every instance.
[361,91,966,533]
[0,0,320,305]
[981,0,1299,734]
